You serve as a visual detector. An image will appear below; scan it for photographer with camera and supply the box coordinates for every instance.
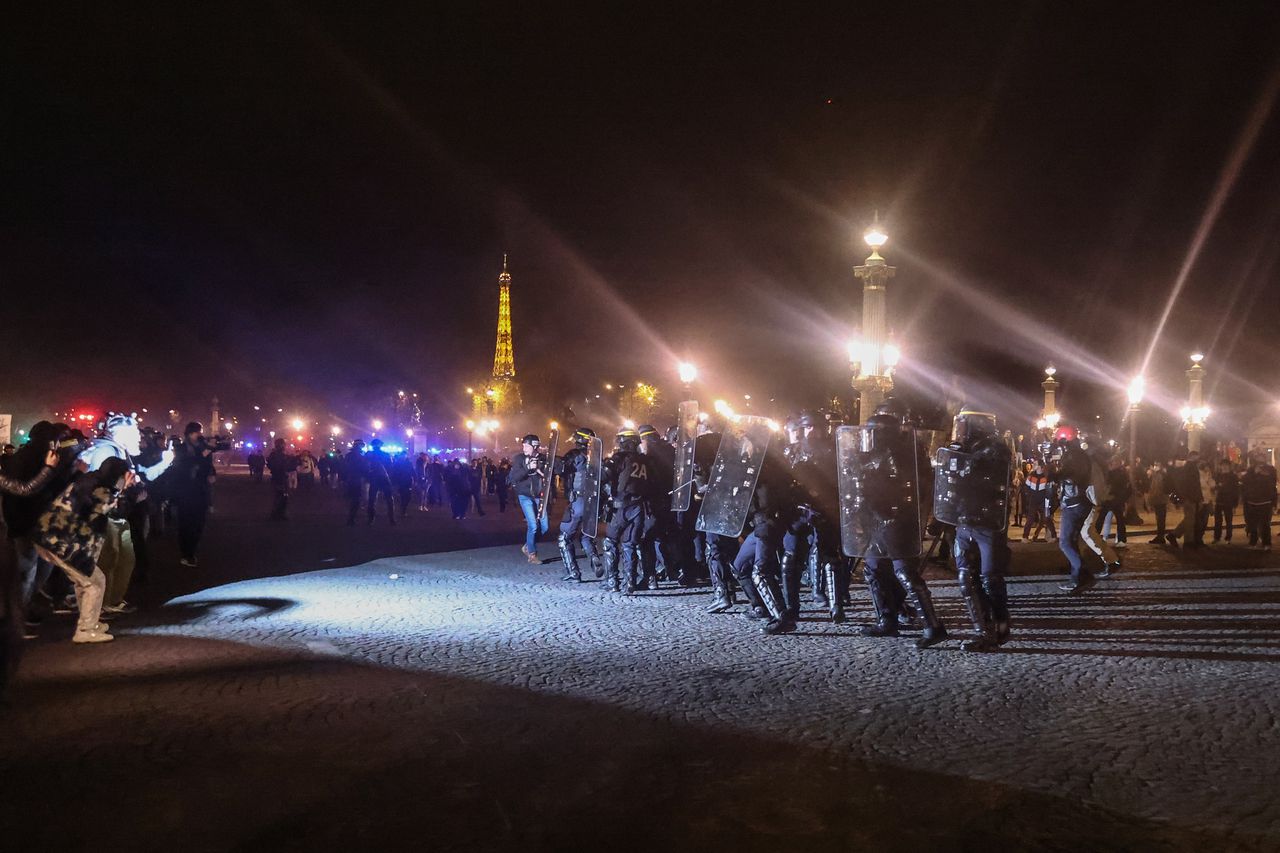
[510,434,549,564]
[170,421,224,567]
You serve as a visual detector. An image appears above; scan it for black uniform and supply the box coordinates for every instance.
[557,444,602,581]
[730,447,797,635]
[786,430,846,622]
[601,444,654,594]
[639,433,679,589]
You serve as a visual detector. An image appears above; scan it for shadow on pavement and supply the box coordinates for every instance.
[1,636,1258,853]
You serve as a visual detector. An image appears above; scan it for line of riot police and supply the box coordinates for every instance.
[546,397,1118,652]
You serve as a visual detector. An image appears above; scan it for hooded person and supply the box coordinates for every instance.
[33,456,134,644]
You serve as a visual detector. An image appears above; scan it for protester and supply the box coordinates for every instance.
[510,435,548,563]
[364,439,396,525]
[342,440,367,526]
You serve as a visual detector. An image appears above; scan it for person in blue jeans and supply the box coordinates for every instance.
[509,434,548,563]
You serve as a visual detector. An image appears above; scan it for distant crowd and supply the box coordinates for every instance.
[245,439,515,524]
[1013,448,1277,551]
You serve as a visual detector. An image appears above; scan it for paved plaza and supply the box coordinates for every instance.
[3,474,1279,851]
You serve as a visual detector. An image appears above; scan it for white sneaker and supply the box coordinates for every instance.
[180,557,198,568]
[1114,542,1128,550]
[101,601,137,615]
[72,627,114,644]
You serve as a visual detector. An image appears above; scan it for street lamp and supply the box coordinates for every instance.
[291,418,304,431]
[851,214,897,422]
[1041,365,1061,432]
[372,418,383,432]
[1184,352,1207,453]
[1127,375,1145,464]
[465,419,476,460]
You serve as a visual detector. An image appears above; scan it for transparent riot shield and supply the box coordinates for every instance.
[695,416,774,538]
[932,446,1011,531]
[836,424,925,559]
[538,429,560,527]
[671,400,699,512]
[580,434,604,539]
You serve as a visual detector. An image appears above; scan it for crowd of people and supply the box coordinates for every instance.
[3,400,1277,695]
[250,440,516,524]
[1011,450,1277,551]
[1,416,229,690]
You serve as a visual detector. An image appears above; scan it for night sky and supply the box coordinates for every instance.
[6,3,1280,443]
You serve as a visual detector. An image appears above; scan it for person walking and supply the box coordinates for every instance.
[266,438,298,521]
[1167,454,1205,548]
[495,458,510,513]
[1146,462,1170,544]
[364,439,396,525]
[1021,460,1055,541]
[1212,460,1240,544]
[510,435,549,563]
[342,440,367,526]
[469,460,486,516]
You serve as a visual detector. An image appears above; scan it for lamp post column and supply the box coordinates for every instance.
[851,215,896,424]
[1185,354,1206,454]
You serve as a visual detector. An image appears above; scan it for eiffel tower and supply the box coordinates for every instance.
[473,255,522,418]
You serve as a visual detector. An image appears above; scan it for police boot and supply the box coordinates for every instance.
[704,584,734,614]
[558,533,581,582]
[620,544,639,595]
[892,562,947,649]
[586,540,605,579]
[601,539,621,593]
[735,571,768,619]
[982,574,1012,646]
[958,568,998,652]
[752,566,795,635]
[809,549,829,608]
[823,562,845,623]
[779,551,802,620]
[860,562,899,637]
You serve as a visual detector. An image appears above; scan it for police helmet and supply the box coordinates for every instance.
[573,427,596,446]
[951,408,997,445]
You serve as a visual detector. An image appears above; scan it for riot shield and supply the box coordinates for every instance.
[696,416,774,538]
[538,429,560,527]
[671,400,699,512]
[837,424,925,559]
[580,434,605,539]
[932,446,1011,531]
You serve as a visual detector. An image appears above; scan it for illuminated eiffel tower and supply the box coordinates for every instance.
[493,254,515,379]
[473,255,522,419]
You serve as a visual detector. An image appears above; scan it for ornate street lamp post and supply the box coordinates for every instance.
[1181,353,1208,454]
[851,215,898,423]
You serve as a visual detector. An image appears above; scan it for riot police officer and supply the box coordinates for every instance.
[601,427,654,594]
[731,437,798,635]
[637,424,680,589]
[785,410,846,623]
[938,409,1012,651]
[557,428,603,582]
[855,414,948,649]
[695,430,742,613]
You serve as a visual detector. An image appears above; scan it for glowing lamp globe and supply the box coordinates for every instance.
[863,225,888,249]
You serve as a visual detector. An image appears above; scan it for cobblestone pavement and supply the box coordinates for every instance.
[3,475,1279,850]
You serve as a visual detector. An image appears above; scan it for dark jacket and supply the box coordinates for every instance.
[509,452,546,499]
[266,449,298,488]
[1241,466,1278,506]
[1173,462,1203,504]
[169,439,216,505]
[1214,470,1240,507]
